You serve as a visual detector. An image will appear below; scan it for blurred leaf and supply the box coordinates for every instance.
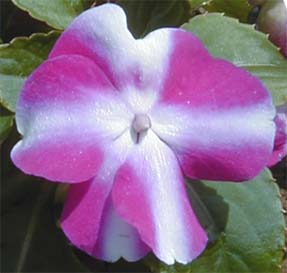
[0,114,13,143]
[0,31,60,112]
[147,169,285,272]
[119,0,190,38]
[11,0,94,30]
[182,13,287,105]
[204,0,252,22]
[1,182,90,272]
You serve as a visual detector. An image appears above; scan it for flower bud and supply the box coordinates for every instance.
[248,0,267,6]
[257,0,287,57]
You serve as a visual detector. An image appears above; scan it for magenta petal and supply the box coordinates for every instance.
[61,179,111,255]
[112,131,207,265]
[11,55,131,182]
[49,4,171,91]
[48,3,137,88]
[62,180,149,262]
[268,104,287,166]
[160,30,270,109]
[61,130,148,262]
[12,135,104,183]
[151,29,276,181]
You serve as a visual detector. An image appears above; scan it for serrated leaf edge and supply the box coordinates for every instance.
[11,0,64,30]
[0,30,61,50]
[183,12,284,57]
[0,31,60,112]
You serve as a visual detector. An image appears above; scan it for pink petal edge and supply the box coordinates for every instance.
[11,55,132,183]
[151,29,276,181]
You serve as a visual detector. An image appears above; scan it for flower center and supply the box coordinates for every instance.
[132,114,151,133]
[131,114,151,144]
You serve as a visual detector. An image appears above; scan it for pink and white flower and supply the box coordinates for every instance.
[268,104,287,166]
[11,4,276,265]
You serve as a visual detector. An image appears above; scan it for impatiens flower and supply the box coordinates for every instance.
[268,104,287,166]
[11,4,276,265]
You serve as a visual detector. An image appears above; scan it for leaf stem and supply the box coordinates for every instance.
[15,183,53,273]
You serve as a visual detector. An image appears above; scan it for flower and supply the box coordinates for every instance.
[11,4,276,265]
[268,104,287,166]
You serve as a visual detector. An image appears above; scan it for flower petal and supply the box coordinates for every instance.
[268,104,287,166]
[151,29,276,181]
[61,178,111,255]
[112,131,207,265]
[49,4,171,92]
[94,196,150,262]
[62,181,149,262]
[11,55,132,183]
[61,131,149,262]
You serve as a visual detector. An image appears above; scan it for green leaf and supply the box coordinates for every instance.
[191,170,285,272]
[119,0,190,38]
[11,0,94,30]
[147,169,285,272]
[0,114,13,143]
[245,65,287,102]
[0,31,60,112]
[182,13,287,105]
[2,182,90,272]
[204,0,252,22]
